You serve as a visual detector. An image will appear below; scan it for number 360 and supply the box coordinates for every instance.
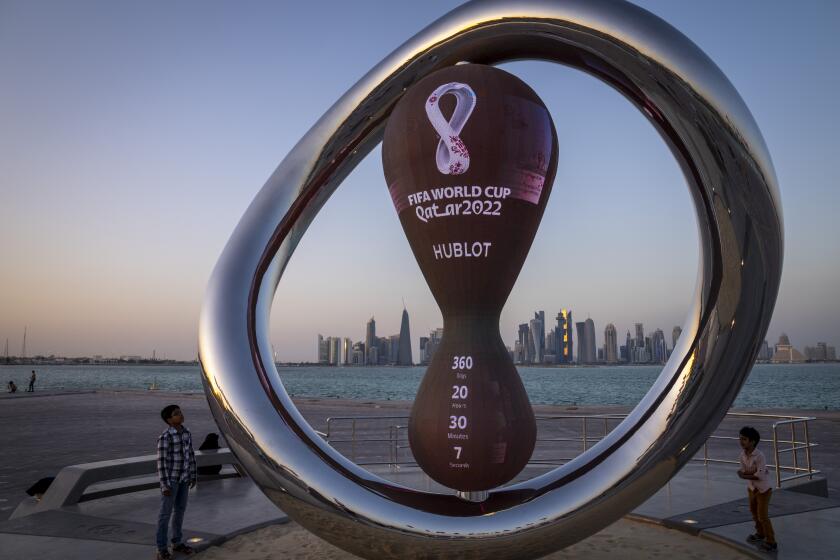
[451,356,473,370]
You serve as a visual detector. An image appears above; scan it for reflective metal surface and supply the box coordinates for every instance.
[198,1,783,558]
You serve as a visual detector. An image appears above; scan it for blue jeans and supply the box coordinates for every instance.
[156,481,190,551]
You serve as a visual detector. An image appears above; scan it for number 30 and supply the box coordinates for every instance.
[449,415,468,429]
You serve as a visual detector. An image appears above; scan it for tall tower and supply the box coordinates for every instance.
[575,322,587,364]
[626,330,633,363]
[555,309,573,363]
[315,334,325,363]
[329,337,341,366]
[342,338,352,366]
[419,337,429,364]
[583,318,596,363]
[672,326,682,350]
[635,323,644,349]
[397,307,413,365]
[530,313,544,364]
[651,329,667,363]
[365,317,376,365]
[518,323,531,364]
[604,323,618,363]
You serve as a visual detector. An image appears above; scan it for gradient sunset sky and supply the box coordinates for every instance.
[1,0,838,361]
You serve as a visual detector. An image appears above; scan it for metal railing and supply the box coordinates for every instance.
[323,412,821,488]
[697,412,820,487]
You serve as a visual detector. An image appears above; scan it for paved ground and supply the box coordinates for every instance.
[1,390,837,522]
[1,390,838,559]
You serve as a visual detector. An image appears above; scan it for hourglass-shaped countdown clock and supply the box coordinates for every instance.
[382,64,557,493]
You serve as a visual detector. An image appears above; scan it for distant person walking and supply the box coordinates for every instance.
[155,404,197,559]
[738,426,777,552]
[7,380,17,393]
[27,370,36,392]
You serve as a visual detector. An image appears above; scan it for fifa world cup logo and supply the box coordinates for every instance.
[425,82,476,175]
[383,64,557,492]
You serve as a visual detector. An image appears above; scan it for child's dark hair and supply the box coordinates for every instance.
[160,404,180,423]
[740,426,761,445]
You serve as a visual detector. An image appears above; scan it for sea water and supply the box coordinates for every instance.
[2,363,838,410]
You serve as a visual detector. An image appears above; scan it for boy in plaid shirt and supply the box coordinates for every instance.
[156,404,197,559]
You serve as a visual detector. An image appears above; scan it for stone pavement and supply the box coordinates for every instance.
[1,391,837,558]
[1,461,837,559]
[0,476,287,559]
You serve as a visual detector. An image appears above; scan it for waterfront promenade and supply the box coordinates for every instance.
[1,390,838,558]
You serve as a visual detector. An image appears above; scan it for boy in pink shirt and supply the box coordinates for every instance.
[738,426,777,552]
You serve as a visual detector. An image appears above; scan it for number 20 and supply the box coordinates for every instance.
[451,385,468,399]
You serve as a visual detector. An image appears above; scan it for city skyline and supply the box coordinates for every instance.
[1,312,833,365]
[2,1,839,361]
[296,303,833,367]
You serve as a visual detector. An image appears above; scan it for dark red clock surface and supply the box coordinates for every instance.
[382,64,557,492]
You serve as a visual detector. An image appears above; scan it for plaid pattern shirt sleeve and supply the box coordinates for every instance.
[186,429,197,484]
[156,432,171,490]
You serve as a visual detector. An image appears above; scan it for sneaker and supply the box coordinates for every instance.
[758,541,778,552]
[171,543,195,555]
[156,551,173,560]
[747,533,765,543]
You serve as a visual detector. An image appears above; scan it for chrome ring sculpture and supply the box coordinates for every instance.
[198,0,782,557]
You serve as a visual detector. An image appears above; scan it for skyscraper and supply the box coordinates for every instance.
[604,323,618,363]
[634,323,647,362]
[583,318,596,364]
[328,337,341,366]
[518,323,531,364]
[573,319,598,363]
[651,329,667,363]
[316,334,329,364]
[377,337,389,365]
[397,307,413,365]
[530,313,544,364]
[771,333,806,363]
[342,338,352,366]
[513,340,523,364]
[635,323,645,348]
[555,309,573,364]
[672,326,682,350]
[388,335,401,364]
[545,329,557,362]
[419,337,429,364]
[352,342,365,365]
[533,311,545,363]
[365,317,376,365]
[575,322,586,364]
[423,328,444,364]
[625,330,633,363]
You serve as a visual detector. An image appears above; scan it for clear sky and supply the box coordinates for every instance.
[1,0,838,361]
